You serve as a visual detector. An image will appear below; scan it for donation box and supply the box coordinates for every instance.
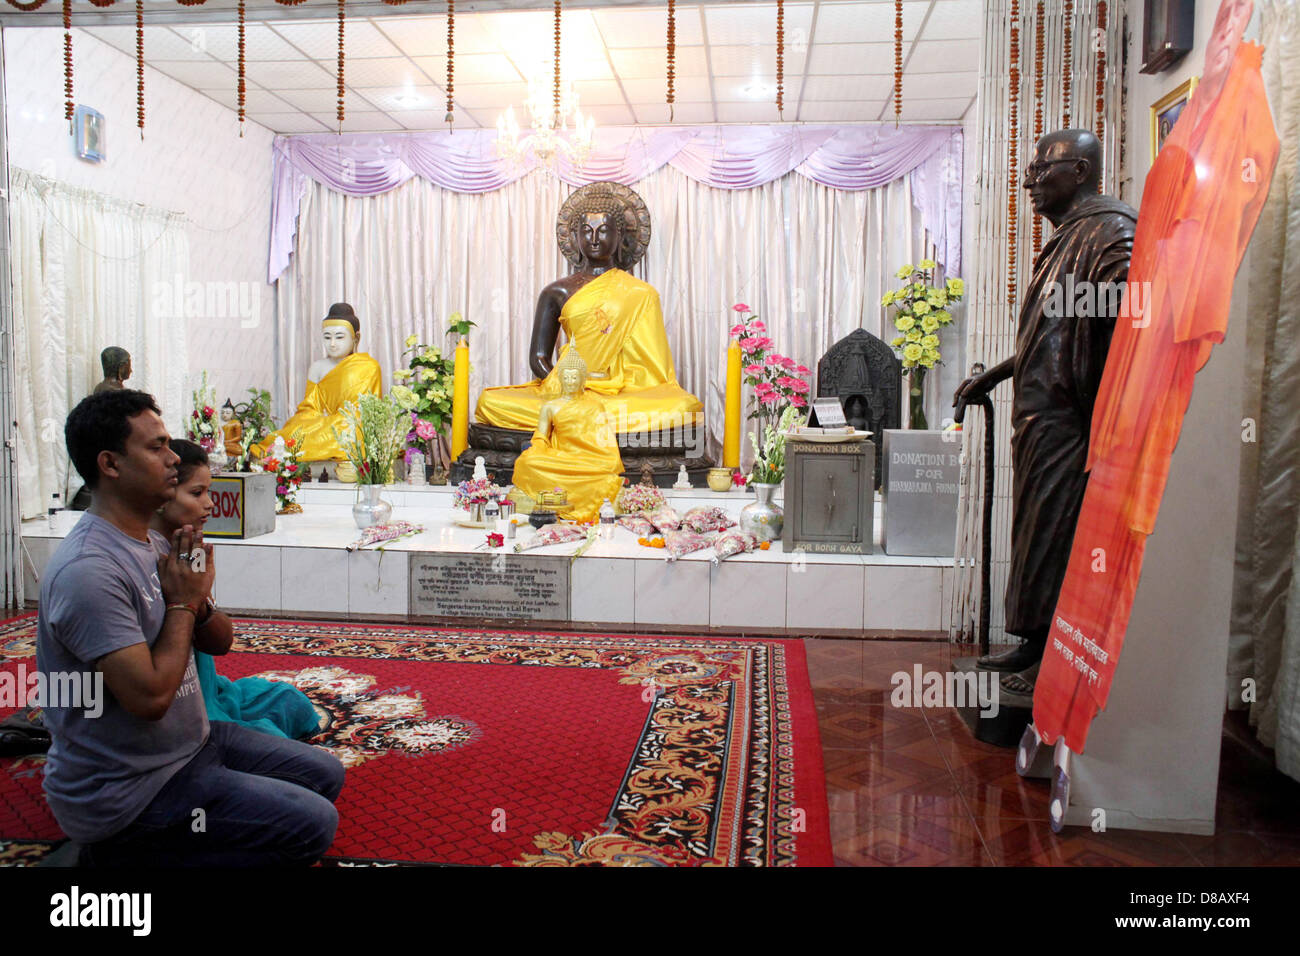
[204,472,277,539]
[881,429,960,556]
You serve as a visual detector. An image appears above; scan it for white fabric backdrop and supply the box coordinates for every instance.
[275,164,953,466]
[9,170,189,518]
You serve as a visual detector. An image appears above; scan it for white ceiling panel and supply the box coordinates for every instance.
[891,96,974,121]
[358,85,446,113]
[243,112,330,134]
[806,41,900,75]
[148,60,239,90]
[907,38,981,73]
[902,71,979,100]
[272,88,386,114]
[633,100,716,125]
[185,22,305,61]
[375,15,502,59]
[594,5,707,48]
[708,44,808,78]
[610,46,709,79]
[812,1,929,44]
[270,20,403,59]
[75,3,981,135]
[800,73,894,101]
[798,99,889,123]
[244,59,337,90]
[197,87,295,113]
[620,75,713,103]
[411,54,524,86]
[310,111,404,132]
[714,100,787,123]
[920,0,987,42]
[703,3,815,47]
[451,82,531,110]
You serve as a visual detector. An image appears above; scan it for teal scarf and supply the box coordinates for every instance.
[196,651,320,740]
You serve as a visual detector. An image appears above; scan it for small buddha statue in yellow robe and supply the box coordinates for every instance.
[253,302,383,462]
[512,346,625,523]
[474,181,703,436]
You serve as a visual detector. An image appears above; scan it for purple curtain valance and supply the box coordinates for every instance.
[269,124,962,282]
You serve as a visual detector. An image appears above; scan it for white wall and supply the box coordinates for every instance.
[3,26,275,413]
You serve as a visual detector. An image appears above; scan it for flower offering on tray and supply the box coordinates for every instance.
[617,514,655,537]
[345,520,425,552]
[646,504,682,532]
[663,529,712,561]
[615,482,665,515]
[683,506,736,534]
[712,528,759,563]
[513,523,588,552]
[453,476,504,511]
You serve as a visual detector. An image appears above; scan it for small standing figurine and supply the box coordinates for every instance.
[220,400,243,457]
[473,456,488,482]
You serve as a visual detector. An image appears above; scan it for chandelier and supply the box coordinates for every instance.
[495,0,594,169]
[495,73,595,169]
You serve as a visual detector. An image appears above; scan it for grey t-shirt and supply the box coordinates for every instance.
[36,511,208,843]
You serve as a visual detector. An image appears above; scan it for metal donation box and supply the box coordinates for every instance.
[881,429,960,556]
[782,438,875,554]
[204,472,277,539]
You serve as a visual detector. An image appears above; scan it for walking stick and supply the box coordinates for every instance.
[954,365,996,657]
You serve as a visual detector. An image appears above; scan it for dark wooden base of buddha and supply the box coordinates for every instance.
[449,421,717,488]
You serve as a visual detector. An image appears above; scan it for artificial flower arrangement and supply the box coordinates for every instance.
[392,315,467,475]
[452,476,503,511]
[883,260,965,429]
[332,393,407,485]
[730,304,811,485]
[345,520,426,552]
[615,479,666,515]
[187,370,219,454]
[260,433,305,514]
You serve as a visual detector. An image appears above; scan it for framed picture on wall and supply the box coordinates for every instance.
[1149,77,1198,164]
[73,105,105,163]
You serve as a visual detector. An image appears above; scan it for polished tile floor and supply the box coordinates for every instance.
[806,638,1300,866]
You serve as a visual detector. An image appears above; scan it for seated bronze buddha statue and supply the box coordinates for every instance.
[474,182,704,440]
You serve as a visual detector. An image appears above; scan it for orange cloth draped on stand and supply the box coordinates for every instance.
[1033,42,1279,752]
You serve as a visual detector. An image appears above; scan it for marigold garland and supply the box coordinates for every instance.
[445,0,454,126]
[63,0,72,131]
[237,0,246,136]
[1062,0,1074,126]
[666,0,675,121]
[1032,0,1044,256]
[553,0,562,128]
[776,0,784,117]
[136,0,144,137]
[1095,0,1107,172]
[893,0,903,126]
[1008,0,1020,311]
[337,0,346,126]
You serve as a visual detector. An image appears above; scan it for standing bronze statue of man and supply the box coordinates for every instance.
[954,129,1137,694]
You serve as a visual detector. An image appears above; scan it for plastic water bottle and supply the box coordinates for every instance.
[599,497,615,539]
[48,492,61,532]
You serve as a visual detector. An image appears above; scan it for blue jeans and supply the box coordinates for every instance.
[82,722,345,867]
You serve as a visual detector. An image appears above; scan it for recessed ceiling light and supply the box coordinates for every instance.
[741,82,774,99]
[392,91,425,107]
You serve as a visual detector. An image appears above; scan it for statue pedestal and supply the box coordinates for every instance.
[450,420,716,488]
[950,656,1033,749]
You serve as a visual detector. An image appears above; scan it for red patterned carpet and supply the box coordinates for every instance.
[0,614,831,867]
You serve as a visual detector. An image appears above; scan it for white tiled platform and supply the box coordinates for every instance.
[21,485,954,636]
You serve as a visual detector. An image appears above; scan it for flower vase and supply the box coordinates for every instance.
[468,501,486,524]
[909,367,929,430]
[353,483,393,530]
[739,482,784,541]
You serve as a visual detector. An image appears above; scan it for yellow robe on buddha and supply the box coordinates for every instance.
[255,352,383,461]
[512,395,625,523]
[475,269,704,433]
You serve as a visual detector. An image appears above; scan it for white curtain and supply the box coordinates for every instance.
[8,170,189,518]
[1228,0,1300,781]
[275,164,947,465]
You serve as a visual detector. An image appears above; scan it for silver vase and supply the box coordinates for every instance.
[353,483,393,530]
[739,482,784,541]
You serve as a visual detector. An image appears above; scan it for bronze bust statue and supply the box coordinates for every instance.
[954,129,1137,695]
[92,346,131,395]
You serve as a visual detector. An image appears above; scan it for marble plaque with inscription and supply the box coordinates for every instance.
[881,429,960,556]
[409,552,571,621]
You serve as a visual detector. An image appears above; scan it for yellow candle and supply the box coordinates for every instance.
[451,337,470,461]
[723,342,742,468]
